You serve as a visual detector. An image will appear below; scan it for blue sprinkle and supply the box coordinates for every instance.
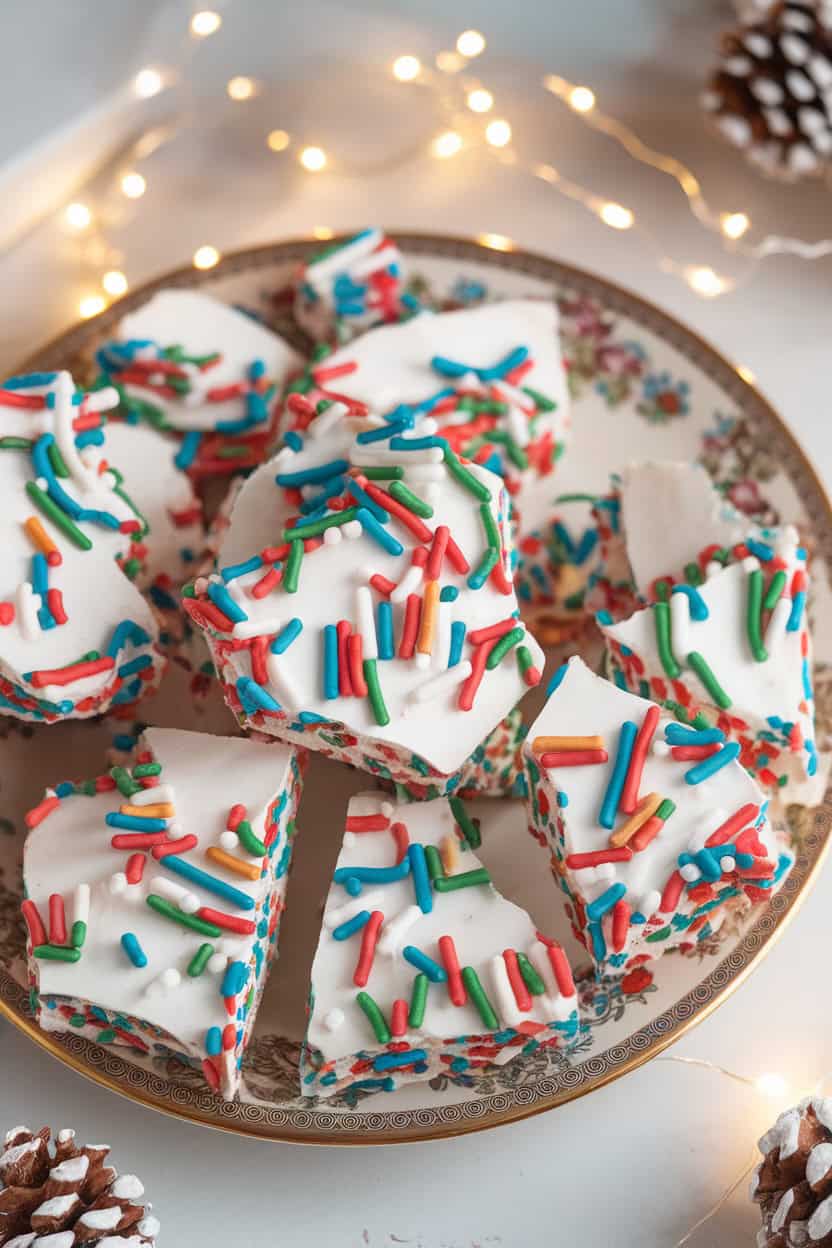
[221,961,248,998]
[205,1027,222,1056]
[588,921,607,961]
[373,1048,428,1071]
[595,610,613,626]
[161,856,255,910]
[439,586,459,602]
[684,741,740,785]
[276,458,349,488]
[671,583,709,621]
[283,430,303,452]
[346,477,389,521]
[574,528,599,566]
[377,601,394,660]
[664,723,726,746]
[803,657,812,700]
[31,554,49,596]
[356,507,404,555]
[356,419,410,444]
[332,910,371,941]
[323,625,339,699]
[448,620,466,668]
[106,619,151,658]
[598,722,637,828]
[208,582,248,623]
[117,654,152,679]
[106,812,167,833]
[585,883,627,922]
[408,843,432,913]
[271,618,303,654]
[333,859,411,888]
[236,676,281,714]
[746,539,773,562]
[402,946,447,981]
[546,662,569,695]
[556,791,569,808]
[787,591,806,632]
[120,932,148,968]
[553,522,576,560]
[220,556,263,583]
[174,430,203,472]
[389,435,446,452]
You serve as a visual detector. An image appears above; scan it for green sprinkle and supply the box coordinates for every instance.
[133,762,162,778]
[746,567,768,662]
[356,990,390,1043]
[656,798,676,822]
[486,626,525,670]
[516,952,546,995]
[408,974,428,1029]
[0,435,33,450]
[654,579,671,603]
[70,1014,86,1027]
[424,845,444,882]
[691,712,712,730]
[645,926,672,943]
[684,562,704,586]
[479,501,502,552]
[110,766,140,798]
[388,481,434,517]
[146,895,221,937]
[461,966,499,1028]
[121,392,170,430]
[216,445,252,459]
[449,797,481,848]
[33,944,81,962]
[97,1028,117,1044]
[283,507,358,543]
[554,492,596,504]
[25,481,92,550]
[434,868,491,892]
[121,557,143,581]
[360,466,404,480]
[71,921,87,949]
[283,539,304,594]
[764,568,787,612]
[687,651,732,709]
[47,441,70,478]
[188,943,215,978]
[443,446,492,502]
[516,644,535,674]
[363,658,390,726]
[468,548,498,589]
[236,820,267,857]
[654,601,680,678]
[522,384,556,411]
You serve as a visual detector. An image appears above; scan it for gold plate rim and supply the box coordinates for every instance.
[2,230,830,1146]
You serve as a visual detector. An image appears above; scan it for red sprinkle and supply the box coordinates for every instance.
[152,835,199,859]
[538,749,609,768]
[503,949,532,1012]
[313,361,358,384]
[46,589,68,626]
[390,999,408,1037]
[353,910,383,987]
[29,657,115,688]
[705,803,760,848]
[659,870,685,913]
[546,942,575,997]
[671,744,720,762]
[197,908,256,936]
[25,795,60,828]
[566,847,633,869]
[126,854,146,884]
[369,574,396,598]
[611,899,630,953]
[620,704,659,815]
[21,900,47,948]
[250,637,269,686]
[345,814,389,832]
[364,482,433,542]
[202,1058,220,1090]
[48,894,67,945]
[445,534,470,575]
[222,1023,237,1051]
[111,832,168,850]
[399,594,421,660]
[337,621,353,697]
[468,617,516,647]
[630,814,665,853]
[348,634,368,695]
[439,935,466,1006]
[227,804,246,832]
[0,603,14,626]
[426,526,449,581]
[251,566,281,598]
[391,821,410,863]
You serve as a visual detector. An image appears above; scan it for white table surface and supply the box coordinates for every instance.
[2,7,832,1242]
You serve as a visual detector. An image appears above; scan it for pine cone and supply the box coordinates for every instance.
[703,2,832,178]
[0,1127,159,1247]
[752,1096,832,1245]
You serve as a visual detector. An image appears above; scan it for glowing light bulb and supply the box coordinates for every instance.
[568,86,595,113]
[432,130,463,159]
[227,76,256,101]
[686,265,729,298]
[756,1073,789,1099]
[477,232,514,252]
[102,270,128,297]
[736,363,756,385]
[193,245,221,270]
[392,55,421,82]
[190,10,221,36]
[134,68,163,99]
[457,30,486,58]
[299,146,327,172]
[467,88,493,113]
[436,50,464,73]
[267,129,290,152]
[120,172,146,199]
[599,202,634,230]
[79,295,106,319]
[65,202,92,230]
[485,119,511,147]
[721,211,751,240]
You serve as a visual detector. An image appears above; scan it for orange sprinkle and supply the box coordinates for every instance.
[608,793,663,848]
[206,846,262,882]
[417,580,439,655]
[119,803,175,819]
[23,515,62,566]
[531,734,604,753]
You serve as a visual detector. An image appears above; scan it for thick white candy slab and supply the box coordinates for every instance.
[116,290,298,433]
[24,727,303,1099]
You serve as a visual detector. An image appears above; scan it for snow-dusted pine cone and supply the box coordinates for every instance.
[752,1096,832,1246]
[0,1126,159,1247]
[703,2,832,178]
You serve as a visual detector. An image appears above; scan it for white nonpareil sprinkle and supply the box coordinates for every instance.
[322,1008,345,1032]
[807,1141,832,1188]
[809,1193,832,1240]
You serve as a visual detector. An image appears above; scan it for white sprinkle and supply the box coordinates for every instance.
[705,560,722,579]
[720,855,736,873]
[323,1008,345,1032]
[380,802,394,819]
[324,890,385,930]
[679,863,700,883]
[323,526,342,545]
[208,954,227,974]
[376,904,422,956]
[408,661,472,705]
[342,520,363,539]
[219,830,238,851]
[670,591,691,661]
[73,883,90,927]
[130,784,175,807]
[390,562,424,604]
[640,889,662,917]
[17,583,40,641]
[355,586,378,660]
[162,968,181,989]
[109,872,128,895]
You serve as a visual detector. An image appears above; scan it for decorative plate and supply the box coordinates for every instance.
[1,234,830,1145]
